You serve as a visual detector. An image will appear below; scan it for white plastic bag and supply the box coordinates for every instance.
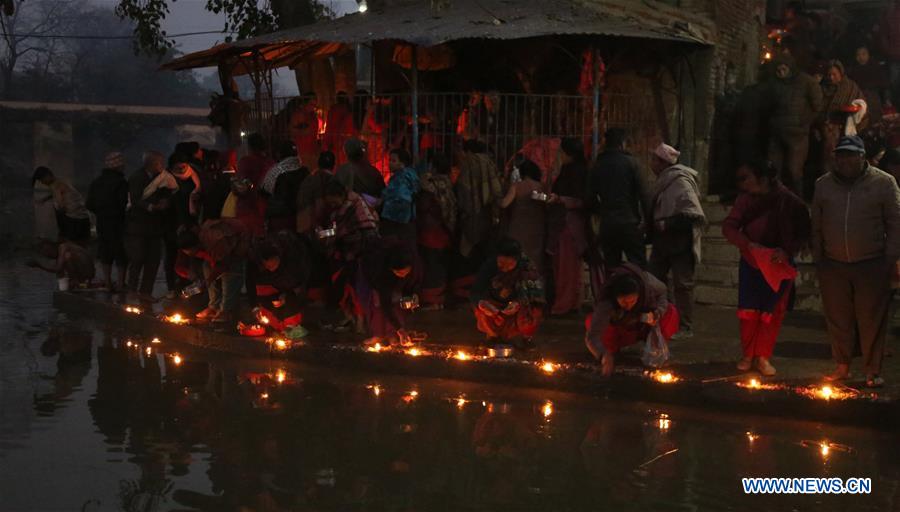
[641,325,670,368]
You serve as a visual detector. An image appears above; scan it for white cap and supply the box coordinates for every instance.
[652,143,680,165]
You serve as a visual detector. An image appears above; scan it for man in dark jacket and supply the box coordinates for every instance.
[253,230,311,329]
[335,138,386,200]
[766,53,823,196]
[587,128,650,268]
[86,152,129,291]
[125,151,170,297]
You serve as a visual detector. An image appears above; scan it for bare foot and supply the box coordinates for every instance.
[195,307,218,320]
[601,352,615,377]
[824,364,850,381]
[737,357,753,371]
[755,357,776,376]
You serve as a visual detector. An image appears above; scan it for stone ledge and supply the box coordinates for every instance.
[53,291,900,430]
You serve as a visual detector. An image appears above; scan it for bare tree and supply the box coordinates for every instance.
[0,0,78,98]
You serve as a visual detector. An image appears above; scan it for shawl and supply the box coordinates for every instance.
[457,152,502,217]
[141,170,178,201]
[652,164,706,263]
[419,171,457,232]
[261,156,301,195]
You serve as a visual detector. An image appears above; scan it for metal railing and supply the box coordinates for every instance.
[247,91,657,174]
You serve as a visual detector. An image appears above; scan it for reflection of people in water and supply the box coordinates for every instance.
[39,328,93,401]
[471,406,539,506]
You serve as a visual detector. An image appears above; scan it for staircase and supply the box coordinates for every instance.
[695,196,823,313]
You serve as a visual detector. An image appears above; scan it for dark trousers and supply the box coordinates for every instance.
[600,223,646,268]
[649,242,695,330]
[817,257,892,375]
[163,231,181,292]
[125,234,162,295]
[767,129,809,197]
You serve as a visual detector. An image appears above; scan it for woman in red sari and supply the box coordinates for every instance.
[722,159,811,376]
[547,138,587,315]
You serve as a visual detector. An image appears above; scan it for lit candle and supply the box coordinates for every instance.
[145,347,152,356]
[172,354,183,365]
[648,370,678,383]
[151,338,161,344]
[407,347,422,357]
[260,392,269,400]
[456,396,466,409]
[820,442,830,457]
[367,343,383,353]
[540,362,557,374]
[820,385,834,400]
[454,350,470,361]
[274,339,288,350]
[746,431,758,443]
[542,401,553,418]
[276,369,286,383]
[372,385,381,397]
[748,378,761,389]
[125,341,133,348]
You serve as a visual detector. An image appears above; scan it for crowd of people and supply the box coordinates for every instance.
[723,0,900,202]
[27,78,900,387]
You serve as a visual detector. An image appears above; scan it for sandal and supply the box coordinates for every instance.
[865,375,885,388]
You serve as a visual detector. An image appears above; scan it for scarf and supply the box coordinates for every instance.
[419,172,457,232]
[489,255,544,306]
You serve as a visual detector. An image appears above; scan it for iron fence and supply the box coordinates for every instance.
[247,90,656,176]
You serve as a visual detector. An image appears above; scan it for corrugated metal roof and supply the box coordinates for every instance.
[162,0,711,72]
[239,0,712,48]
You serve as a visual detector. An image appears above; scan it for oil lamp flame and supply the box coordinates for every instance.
[456,396,466,409]
[542,401,553,418]
[172,354,183,365]
[748,378,761,389]
[274,339,288,350]
[820,385,834,400]
[454,350,470,361]
[260,392,269,400]
[276,370,286,383]
[144,347,152,356]
[407,347,422,357]
[820,442,830,457]
[746,431,758,443]
[540,362,557,374]
[649,370,678,383]
[166,313,187,324]
[124,306,141,314]
[367,342,383,353]
[151,337,161,344]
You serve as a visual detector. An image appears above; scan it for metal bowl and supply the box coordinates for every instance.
[317,227,336,239]
[487,344,514,358]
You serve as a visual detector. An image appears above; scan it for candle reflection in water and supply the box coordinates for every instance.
[658,413,671,430]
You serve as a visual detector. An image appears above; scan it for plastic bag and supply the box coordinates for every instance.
[641,325,670,368]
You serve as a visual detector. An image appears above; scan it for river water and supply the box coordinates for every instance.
[1,256,899,512]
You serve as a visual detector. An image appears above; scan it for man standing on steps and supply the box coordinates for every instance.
[648,143,706,340]
[587,128,651,268]
[813,135,900,388]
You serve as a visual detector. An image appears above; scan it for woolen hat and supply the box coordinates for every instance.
[652,143,680,165]
[104,152,125,170]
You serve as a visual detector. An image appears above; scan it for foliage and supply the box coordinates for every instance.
[115,0,334,57]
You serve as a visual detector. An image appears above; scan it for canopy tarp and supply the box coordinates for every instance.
[161,0,712,73]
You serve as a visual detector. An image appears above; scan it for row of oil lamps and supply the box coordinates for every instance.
[135,306,863,403]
